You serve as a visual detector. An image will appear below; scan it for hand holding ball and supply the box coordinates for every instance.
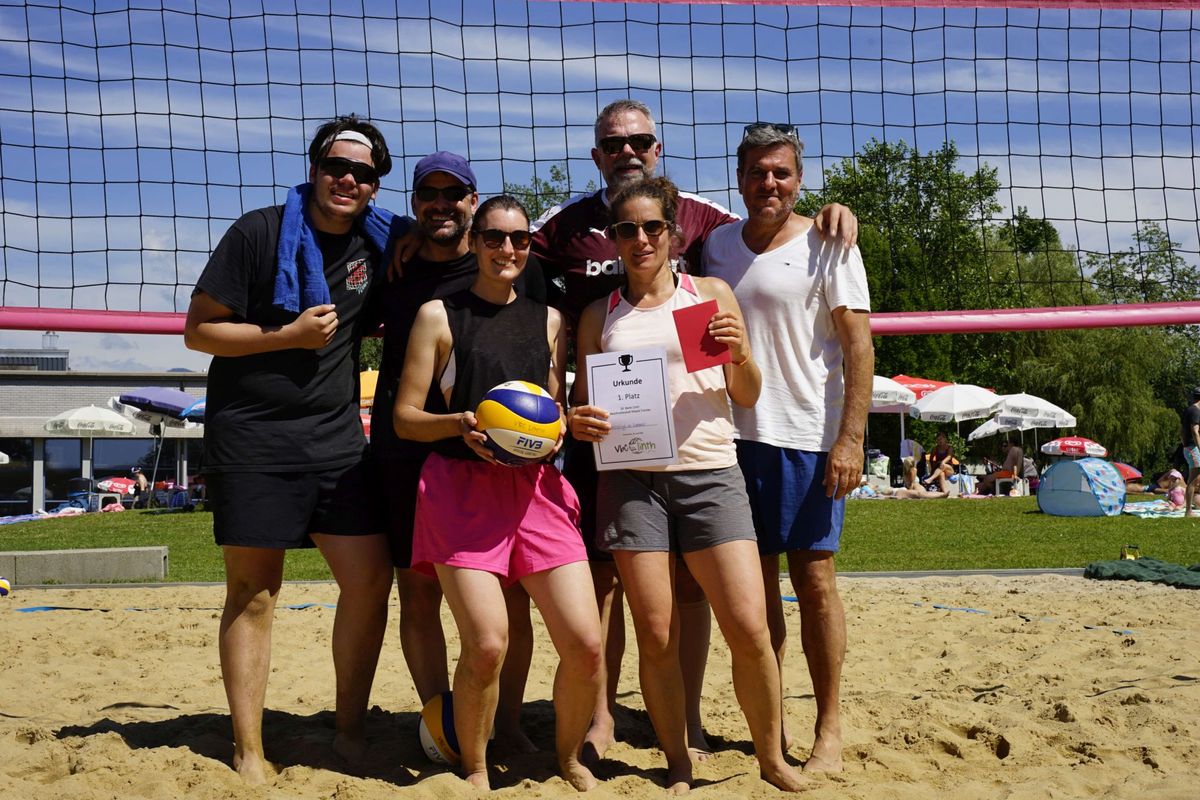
[474,381,561,466]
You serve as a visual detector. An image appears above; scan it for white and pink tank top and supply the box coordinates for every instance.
[600,273,736,472]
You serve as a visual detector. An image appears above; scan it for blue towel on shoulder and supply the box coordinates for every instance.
[272,183,404,314]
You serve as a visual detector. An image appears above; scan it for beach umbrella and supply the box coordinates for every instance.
[994,392,1075,424]
[871,376,917,409]
[110,388,200,501]
[44,405,135,436]
[1041,436,1107,458]
[967,416,1020,442]
[869,376,918,451]
[887,374,952,452]
[360,369,378,410]
[181,398,206,423]
[360,411,372,439]
[1111,462,1142,481]
[116,387,197,420]
[891,374,952,401]
[109,398,194,430]
[96,476,137,495]
[908,383,1000,424]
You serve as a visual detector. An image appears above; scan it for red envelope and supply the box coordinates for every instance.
[673,299,731,373]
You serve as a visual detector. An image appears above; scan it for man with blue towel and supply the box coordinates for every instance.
[184,115,400,783]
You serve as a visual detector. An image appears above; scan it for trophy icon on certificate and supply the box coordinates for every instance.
[618,353,633,372]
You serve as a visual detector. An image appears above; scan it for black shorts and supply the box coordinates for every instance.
[374,456,425,569]
[208,458,382,549]
[561,435,611,562]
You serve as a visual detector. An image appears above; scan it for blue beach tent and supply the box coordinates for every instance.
[1036,458,1125,517]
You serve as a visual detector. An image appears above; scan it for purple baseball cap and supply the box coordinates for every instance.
[413,151,476,189]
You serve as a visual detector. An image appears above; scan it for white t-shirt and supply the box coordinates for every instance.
[702,219,871,452]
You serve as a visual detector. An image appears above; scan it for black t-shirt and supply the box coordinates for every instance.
[368,251,546,461]
[196,205,378,472]
[1182,403,1200,447]
[433,289,551,462]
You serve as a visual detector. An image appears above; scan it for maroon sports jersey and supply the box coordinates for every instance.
[530,189,738,325]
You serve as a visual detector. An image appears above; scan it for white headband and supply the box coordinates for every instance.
[332,130,372,149]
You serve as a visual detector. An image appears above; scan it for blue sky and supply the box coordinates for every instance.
[0,0,1196,370]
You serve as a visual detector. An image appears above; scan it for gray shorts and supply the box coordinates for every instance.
[596,466,757,553]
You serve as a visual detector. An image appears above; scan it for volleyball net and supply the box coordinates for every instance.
[1,0,1197,336]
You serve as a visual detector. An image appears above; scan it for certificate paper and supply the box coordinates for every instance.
[585,347,677,471]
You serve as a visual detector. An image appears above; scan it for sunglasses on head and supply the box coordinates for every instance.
[597,133,658,156]
[743,122,798,139]
[609,219,668,240]
[320,157,379,185]
[477,228,532,250]
[413,185,472,203]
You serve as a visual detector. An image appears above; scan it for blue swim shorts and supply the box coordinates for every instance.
[1184,445,1200,470]
[736,439,844,556]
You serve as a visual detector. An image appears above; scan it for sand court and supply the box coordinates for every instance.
[2,574,1197,799]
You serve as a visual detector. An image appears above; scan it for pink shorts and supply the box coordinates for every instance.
[411,453,587,584]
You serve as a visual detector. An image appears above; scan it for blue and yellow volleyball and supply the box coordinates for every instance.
[418,691,460,765]
[475,381,561,466]
[0,577,10,597]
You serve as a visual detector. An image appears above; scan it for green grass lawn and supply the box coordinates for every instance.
[1,497,1197,583]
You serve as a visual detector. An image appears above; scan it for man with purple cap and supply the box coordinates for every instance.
[185,115,399,783]
[367,151,546,749]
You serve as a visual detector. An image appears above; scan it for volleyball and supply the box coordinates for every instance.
[418,691,460,765]
[0,577,10,597]
[474,381,561,466]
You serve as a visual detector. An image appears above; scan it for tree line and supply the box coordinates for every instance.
[798,139,1199,473]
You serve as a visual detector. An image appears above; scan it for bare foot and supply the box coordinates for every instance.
[581,718,615,766]
[495,723,539,755]
[333,730,368,766]
[803,732,843,773]
[464,769,491,790]
[666,762,693,795]
[232,749,273,785]
[560,756,599,792]
[760,760,808,792]
[686,723,713,763]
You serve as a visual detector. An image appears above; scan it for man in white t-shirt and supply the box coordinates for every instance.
[701,123,874,773]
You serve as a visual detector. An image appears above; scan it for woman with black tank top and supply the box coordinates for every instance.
[392,195,602,792]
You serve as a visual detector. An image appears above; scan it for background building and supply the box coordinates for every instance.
[0,369,205,515]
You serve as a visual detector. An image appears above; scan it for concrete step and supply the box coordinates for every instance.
[0,547,168,585]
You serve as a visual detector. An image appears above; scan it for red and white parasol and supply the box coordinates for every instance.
[1041,436,1107,457]
[96,476,137,495]
[1110,462,1142,481]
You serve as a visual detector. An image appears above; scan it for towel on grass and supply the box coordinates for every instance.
[272,183,403,313]
[1084,557,1200,590]
[1122,499,1183,518]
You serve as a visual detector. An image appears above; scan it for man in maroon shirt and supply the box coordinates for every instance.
[535,99,858,762]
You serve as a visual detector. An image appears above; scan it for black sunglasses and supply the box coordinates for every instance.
[413,185,472,203]
[477,228,532,250]
[319,157,379,185]
[597,134,658,156]
[609,219,668,240]
[743,122,798,139]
